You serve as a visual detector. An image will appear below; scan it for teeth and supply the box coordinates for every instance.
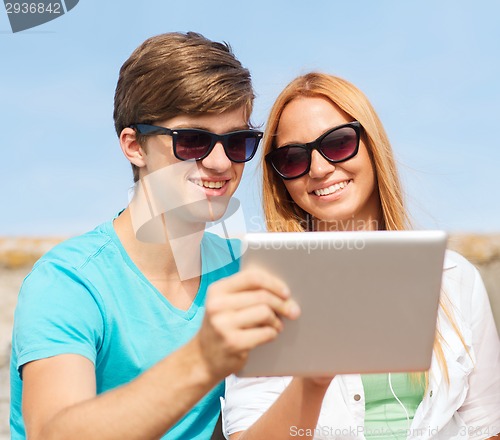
[192,179,226,189]
[313,180,350,196]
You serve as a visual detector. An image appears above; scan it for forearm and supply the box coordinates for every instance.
[235,378,329,440]
[36,337,218,440]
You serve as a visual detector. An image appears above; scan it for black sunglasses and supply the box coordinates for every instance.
[131,124,263,163]
[265,122,361,180]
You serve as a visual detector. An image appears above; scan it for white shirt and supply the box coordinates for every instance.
[223,251,500,439]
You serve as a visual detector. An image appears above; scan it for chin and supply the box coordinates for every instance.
[310,210,358,231]
[190,197,231,223]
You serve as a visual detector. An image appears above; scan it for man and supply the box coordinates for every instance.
[10,32,299,439]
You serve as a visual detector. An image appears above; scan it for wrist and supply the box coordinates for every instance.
[299,377,334,392]
[184,335,222,387]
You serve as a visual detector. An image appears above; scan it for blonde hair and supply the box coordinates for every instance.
[262,72,464,384]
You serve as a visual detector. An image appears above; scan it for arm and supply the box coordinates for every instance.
[23,339,218,440]
[230,378,332,440]
[21,268,300,440]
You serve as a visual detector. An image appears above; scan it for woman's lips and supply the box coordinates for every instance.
[311,179,352,197]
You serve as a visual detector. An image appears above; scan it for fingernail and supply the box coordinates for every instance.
[282,286,291,298]
[286,300,301,319]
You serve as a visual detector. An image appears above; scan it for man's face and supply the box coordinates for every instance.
[137,106,249,225]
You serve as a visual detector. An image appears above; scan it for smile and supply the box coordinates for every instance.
[191,179,228,189]
[313,179,352,196]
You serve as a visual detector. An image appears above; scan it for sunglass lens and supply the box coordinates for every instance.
[320,127,358,161]
[226,133,258,162]
[175,131,212,160]
[271,147,309,178]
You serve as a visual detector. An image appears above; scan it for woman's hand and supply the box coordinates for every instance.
[302,376,335,388]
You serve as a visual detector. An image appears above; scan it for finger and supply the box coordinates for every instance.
[209,304,283,335]
[234,326,280,351]
[206,289,300,319]
[231,304,284,333]
[212,267,291,300]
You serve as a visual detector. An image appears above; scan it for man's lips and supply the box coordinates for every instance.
[188,178,232,196]
[190,178,230,189]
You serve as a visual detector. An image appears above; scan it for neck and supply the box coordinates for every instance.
[113,208,205,282]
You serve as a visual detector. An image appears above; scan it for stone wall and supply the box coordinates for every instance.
[1,235,499,439]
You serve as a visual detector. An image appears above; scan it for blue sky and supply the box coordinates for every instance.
[1,0,499,236]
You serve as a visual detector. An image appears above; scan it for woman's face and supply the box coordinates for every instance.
[275,96,381,231]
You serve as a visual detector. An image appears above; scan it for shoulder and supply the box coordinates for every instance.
[22,221,119,293]
[441,249,491,327]
[442,249,481,294]
[35,222,115,271]
[443,249,476,273]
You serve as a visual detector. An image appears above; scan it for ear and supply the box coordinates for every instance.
[119,127,147,168]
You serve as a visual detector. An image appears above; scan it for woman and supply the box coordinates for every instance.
[222,73,500,439]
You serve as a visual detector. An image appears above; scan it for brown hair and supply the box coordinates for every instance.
[114,32,255,182]
[262,72,410,232]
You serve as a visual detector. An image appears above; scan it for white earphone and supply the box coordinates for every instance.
[388,372,410,431]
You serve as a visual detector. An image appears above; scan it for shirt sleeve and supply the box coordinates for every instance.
[13,260,105,377]
[457,266,500,439]
[222,374,290,438]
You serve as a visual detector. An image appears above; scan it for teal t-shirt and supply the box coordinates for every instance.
[10,218,240,439]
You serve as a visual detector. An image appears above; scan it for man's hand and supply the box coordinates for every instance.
[196,267,300,379]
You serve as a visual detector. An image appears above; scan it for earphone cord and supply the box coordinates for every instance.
[388,372,410,432]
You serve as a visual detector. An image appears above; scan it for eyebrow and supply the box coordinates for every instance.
[273,131,299,148]
[274,135,303,148]
[274,129,313,148]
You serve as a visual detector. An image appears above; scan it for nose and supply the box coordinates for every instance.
[308,149,335,179]
[200,142,232,172]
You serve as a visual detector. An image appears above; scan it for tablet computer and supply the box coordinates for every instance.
[237,230,447,377]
